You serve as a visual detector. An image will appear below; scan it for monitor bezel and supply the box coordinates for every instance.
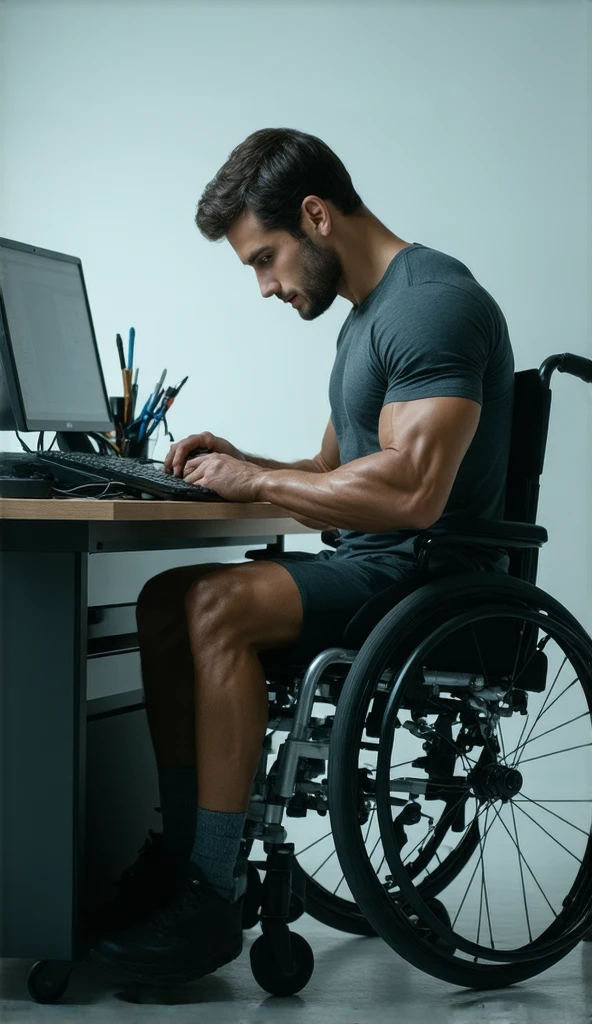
[0,237,114,433]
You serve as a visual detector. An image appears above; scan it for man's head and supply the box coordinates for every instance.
[195,128,365,320]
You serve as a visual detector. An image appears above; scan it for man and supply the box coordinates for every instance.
[88,127,514,984]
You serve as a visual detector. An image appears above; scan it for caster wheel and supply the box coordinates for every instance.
[250,931,314,996]
[27,960,71,1003]
[243,862,263,929]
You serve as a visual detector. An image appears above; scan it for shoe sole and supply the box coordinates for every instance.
[85,936,243,986]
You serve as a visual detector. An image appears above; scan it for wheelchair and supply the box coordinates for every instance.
[238,352,592,996]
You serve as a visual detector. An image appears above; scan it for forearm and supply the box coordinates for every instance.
[257,450,426,533]
[243,454,334,528]
[243,453,321,473]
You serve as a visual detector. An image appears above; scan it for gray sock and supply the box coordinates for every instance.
[156,765,197,857]
[190,806,247,902]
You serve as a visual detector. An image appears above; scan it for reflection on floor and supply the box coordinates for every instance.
[1,916,591,1024]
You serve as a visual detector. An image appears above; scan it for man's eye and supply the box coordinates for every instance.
[259,255,272,266]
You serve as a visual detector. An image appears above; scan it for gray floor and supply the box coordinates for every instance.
[2,917,591,1024]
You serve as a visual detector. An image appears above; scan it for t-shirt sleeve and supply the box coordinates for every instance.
[373,284,491,407]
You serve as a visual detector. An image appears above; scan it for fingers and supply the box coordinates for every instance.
[182,454,209,478]
[164,432,214,476]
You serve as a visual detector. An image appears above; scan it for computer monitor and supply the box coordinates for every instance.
[0,238,113,433]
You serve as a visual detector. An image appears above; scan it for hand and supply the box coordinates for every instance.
[183,451,266,502]
[163,431,245,477]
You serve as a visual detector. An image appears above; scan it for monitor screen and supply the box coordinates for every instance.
[0,239,113,432]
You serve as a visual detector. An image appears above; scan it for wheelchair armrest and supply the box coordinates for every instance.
[413,517,547,573]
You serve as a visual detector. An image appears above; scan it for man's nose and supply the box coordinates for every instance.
[260,280,281,299]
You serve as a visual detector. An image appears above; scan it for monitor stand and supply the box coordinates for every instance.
[56,431,96,453]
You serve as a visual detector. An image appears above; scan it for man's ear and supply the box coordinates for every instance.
[301,195,332,236]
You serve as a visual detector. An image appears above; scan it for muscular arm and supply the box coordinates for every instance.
[257,397,481,532]
[247,419,340,530]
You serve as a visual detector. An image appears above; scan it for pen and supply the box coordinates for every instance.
[128,327,135,371]
[122,368,132,424]
[116,333,126,370]
[131,368,139,419]
[149,370,167,412]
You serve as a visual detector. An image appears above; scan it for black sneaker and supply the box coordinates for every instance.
[86,860,243,985]
[83,830,186,942]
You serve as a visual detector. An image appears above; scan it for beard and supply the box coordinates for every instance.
[296,236,344,321]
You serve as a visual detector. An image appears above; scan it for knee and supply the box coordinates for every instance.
[136,567,188,631]
[184,574,249,644]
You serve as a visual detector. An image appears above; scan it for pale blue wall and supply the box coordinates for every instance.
[0,0,590,623]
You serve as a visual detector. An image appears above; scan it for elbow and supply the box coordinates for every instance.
[409,497,443,532]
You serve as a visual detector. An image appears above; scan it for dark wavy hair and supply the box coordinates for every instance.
[195,128,364,241]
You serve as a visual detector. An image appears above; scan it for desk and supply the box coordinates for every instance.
[0,498,313,960]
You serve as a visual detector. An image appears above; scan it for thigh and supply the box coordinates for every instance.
[184,560,305,653]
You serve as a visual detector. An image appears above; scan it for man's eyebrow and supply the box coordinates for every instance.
[244,245,272,266]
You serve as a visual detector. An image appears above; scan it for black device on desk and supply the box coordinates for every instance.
[0,237,219,500]
[0,452,53,497]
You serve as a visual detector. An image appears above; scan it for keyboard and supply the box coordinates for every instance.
[33,451,224,501]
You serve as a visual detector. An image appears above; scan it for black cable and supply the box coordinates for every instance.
[14,430,34,453]
[37,431,44,452]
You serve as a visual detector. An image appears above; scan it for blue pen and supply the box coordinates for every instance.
[127,327,135,370]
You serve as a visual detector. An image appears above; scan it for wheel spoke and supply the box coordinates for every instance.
[508,644,564,761]
[452,802,499,930]
[508,710,587,767]
[513,800,582,863]
[295,830,334,858]
[513,799,592,803]
[309,844,339,880]
[518,793,591,838]
[509,800,533,943]
[474,805,493,956]
[518,742,592,767]
[510,656,569,762]
[494,803,558,918]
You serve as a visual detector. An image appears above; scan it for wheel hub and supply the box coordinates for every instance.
[471,763,523,801]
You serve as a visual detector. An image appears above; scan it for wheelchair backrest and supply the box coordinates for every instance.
[503,369,552,582]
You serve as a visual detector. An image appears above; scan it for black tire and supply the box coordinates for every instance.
[250,931,314,996]
[329,572,592,989]
[27,960,71,1003]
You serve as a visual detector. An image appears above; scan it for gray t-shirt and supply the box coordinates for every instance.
[328,242,514,568]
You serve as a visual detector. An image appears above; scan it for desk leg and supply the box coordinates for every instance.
[0,550,87,960]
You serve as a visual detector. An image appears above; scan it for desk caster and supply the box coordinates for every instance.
[250,930,314,996]
[27,959,72,1003]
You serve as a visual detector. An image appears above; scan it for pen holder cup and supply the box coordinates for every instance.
[109,395,153,459]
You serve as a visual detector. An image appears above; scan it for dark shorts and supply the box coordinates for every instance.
[267,544,509,649]
[266,549,420,649]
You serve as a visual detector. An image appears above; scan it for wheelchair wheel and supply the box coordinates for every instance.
[329,572,592,989]
[286,718,482,937]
